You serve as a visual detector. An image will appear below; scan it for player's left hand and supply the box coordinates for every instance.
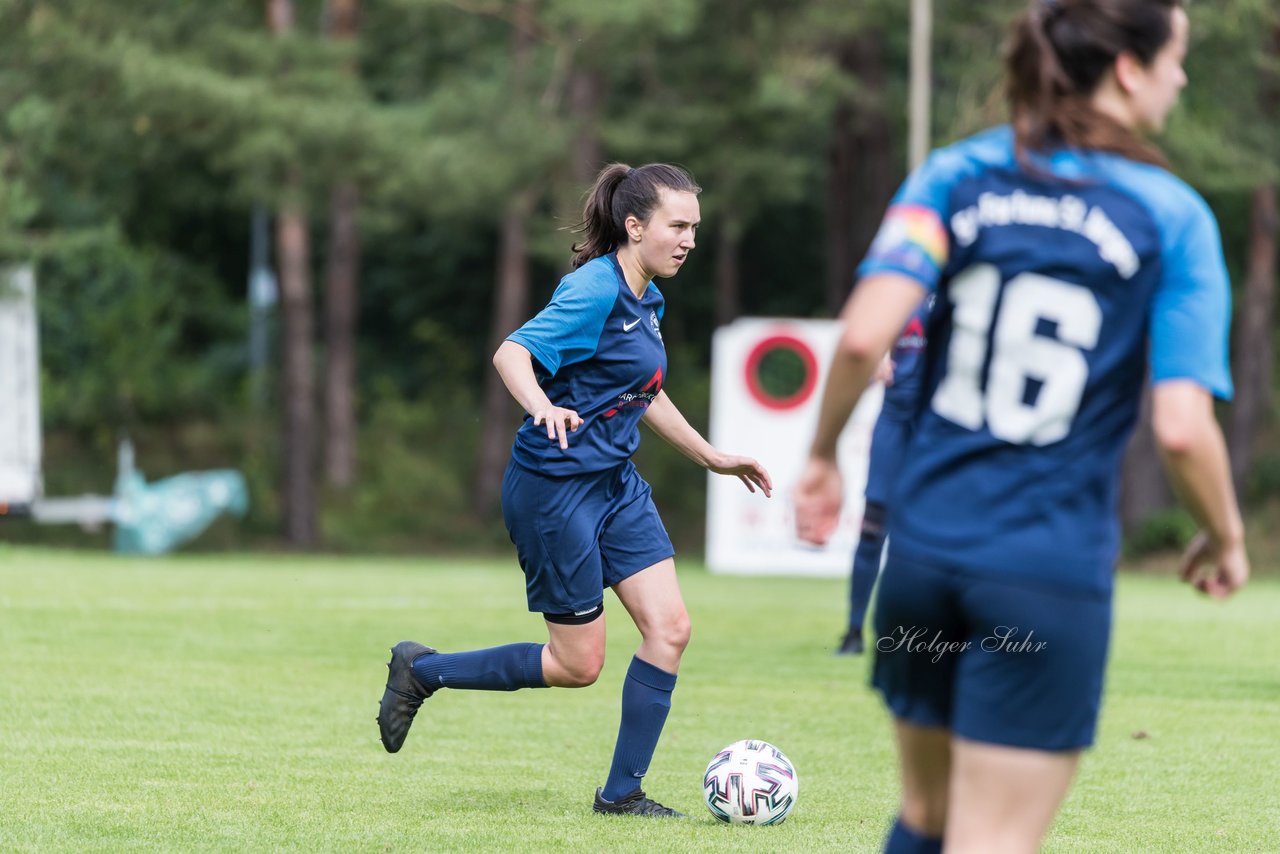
[875,356,896,386]
[793,456,843,546]
[709,454,772,497]
[1179,530,1250,599]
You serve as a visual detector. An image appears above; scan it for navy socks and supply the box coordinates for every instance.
[600,656,678,802]
[409,645,677,802]
[411,643,546,691]
[848,529,884,630]
[884,817,942,854]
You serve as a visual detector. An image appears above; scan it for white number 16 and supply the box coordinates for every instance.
[931,264,1102,446]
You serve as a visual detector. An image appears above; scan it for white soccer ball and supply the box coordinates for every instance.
[702,739,798,825]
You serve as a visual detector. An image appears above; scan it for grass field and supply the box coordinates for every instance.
[1,546,1277,853]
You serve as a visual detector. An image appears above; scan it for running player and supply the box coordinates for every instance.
[795,1,1248,850]
[378,163,772,818]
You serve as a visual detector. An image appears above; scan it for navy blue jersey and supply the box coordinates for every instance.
[506,253,667,476]
[860,126,1232,594]
[880,296,933,420]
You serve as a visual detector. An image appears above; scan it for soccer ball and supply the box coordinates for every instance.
[702,739,798,825]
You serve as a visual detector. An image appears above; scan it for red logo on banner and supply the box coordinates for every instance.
[743,334,818,411]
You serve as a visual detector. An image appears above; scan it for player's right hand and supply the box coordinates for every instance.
[532,405,582,450]
[793,457,843,546]
[1178,530,1249,599]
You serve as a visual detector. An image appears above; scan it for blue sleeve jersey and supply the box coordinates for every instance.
[506,253,668,476]
[859,125,1232,594]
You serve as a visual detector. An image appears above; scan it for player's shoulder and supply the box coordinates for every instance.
[924,126,1017,182]
[1089,154,1216,242]
[553,255,624,303]
[903,126,1016,206]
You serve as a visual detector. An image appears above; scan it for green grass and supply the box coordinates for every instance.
[0,547,1276,853]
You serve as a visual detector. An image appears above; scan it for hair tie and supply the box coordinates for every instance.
[625,167,637,179]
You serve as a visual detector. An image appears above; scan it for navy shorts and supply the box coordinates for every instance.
[871,553,1112,751]
[501,459,675,616]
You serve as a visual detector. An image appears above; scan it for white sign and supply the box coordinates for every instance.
[0,265,42,505]
[705,318,882,577]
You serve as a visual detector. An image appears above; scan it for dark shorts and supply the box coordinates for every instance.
[501,459,675,616]
[871,553,1112,751]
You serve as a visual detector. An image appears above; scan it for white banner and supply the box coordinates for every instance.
[705,318,882,577]
[0,265,42,505]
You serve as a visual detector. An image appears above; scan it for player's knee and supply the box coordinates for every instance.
[655,609,691,653]
[559,652,605,688]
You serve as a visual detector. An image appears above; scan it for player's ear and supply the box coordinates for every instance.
[624,213,644,242]
[1112,50,1146,96]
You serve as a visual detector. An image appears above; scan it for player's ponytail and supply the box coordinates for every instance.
[570,163,701,269]
[1005,0,1180,168]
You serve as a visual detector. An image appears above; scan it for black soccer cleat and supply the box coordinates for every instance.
[593,787,687,818]
[377,640,437,753]
[836,628,865,656]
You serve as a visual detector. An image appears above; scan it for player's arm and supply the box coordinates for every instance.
[1148,190,1248,598]
[642,391,771,496]
[1151,380,1248,598]
[794,274,924,545]
[492,340,581,450]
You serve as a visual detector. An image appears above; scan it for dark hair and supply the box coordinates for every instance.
[1005,0,1182,168]
[570,163,701,269]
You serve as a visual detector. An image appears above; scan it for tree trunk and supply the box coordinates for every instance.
[473,0,537,518]
[323,0,361,490]
[473,191,535,516]
[562,64,604,274]
[1229,23,1280,492]
[276,189,318,547]
[714,215,742,328]
[1120,381,1170,534]
[268,0,317,547]
[266,0,293,33]
[569,67,604,186]
[825,79,857,315]
[324,180,360,490]
[825,29,895,314]
[1229,186,1277,492]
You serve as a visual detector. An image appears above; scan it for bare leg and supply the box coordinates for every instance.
[611,558,690,671]
[894,719,951,837]
[945,737,1080,854]
[541,614,607,688]
[593,558,689,809]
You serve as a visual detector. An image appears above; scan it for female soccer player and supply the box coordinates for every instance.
[795,1,1249,851]
[378,162,771,818]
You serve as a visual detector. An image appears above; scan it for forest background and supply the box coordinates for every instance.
[2,0,1277,561]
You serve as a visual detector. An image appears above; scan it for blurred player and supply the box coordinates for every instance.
[838,297,930,656]
[377,162,771,818]
[795,1,1249,851]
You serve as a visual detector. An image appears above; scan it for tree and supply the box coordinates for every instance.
[825,22,899,314]
[268,0,318,547]
[472,0,540,518]
[1229,19,1280,491]
[322,0,362,492]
